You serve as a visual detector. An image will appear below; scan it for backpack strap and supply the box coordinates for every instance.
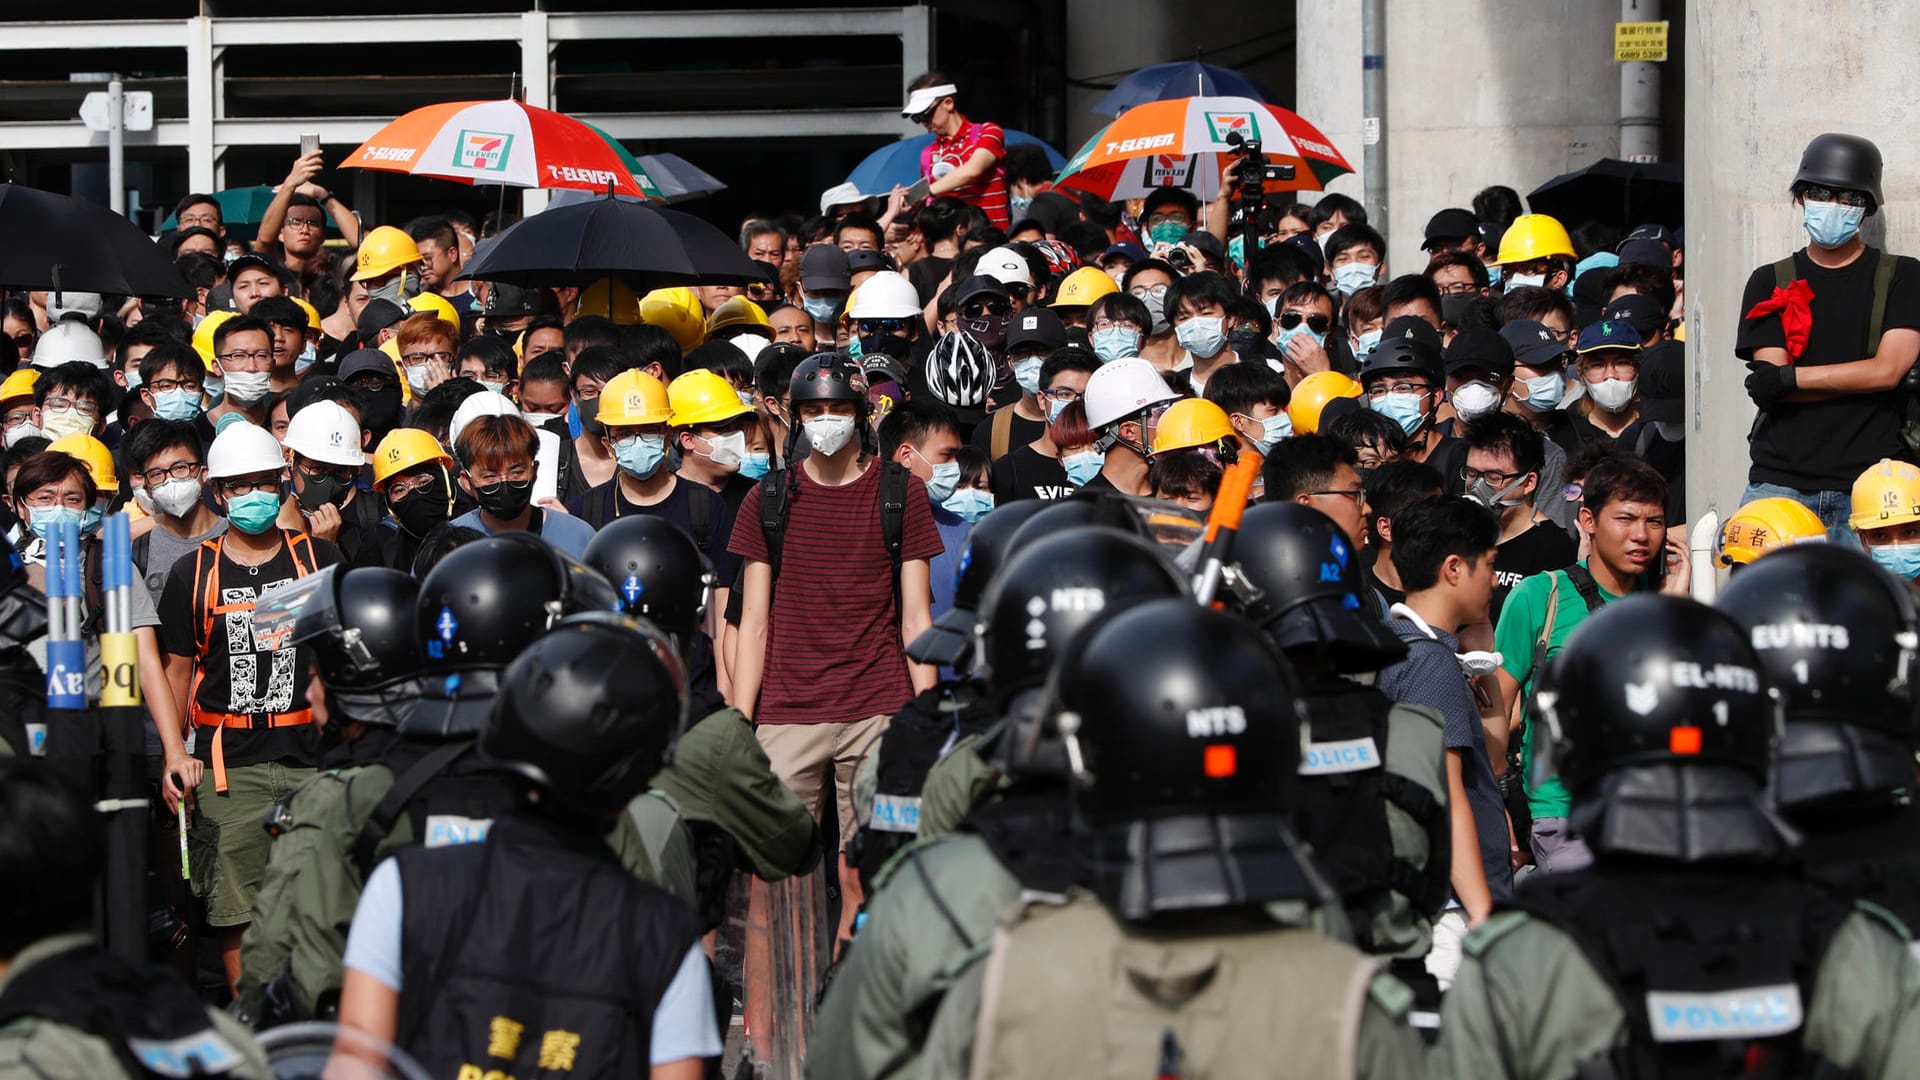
[758,467,791,581]
[581,483,612,530]
[1560,563,1606,614]
[1772,255,1798,291]
[687,484,713,556]
[880,460,909,605]
[130,529,151,579]
[990,405,1015,460]
[1869,246,1896,354]
[352,740,475,875]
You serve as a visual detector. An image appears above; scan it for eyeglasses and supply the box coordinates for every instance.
[1579,356,1640,379]
[1545,327,1577,344]
[1091,317,1143,333]
[219,350,272,364]
[1435,280,1481,296]
[1308,488,1365,503]
[386,471,440,500]
[41,396,100,418]
[1800,185,1871,209]
[1461,466,1524,487]
[1130,284,1169,302]
[2,409,35,428]
[139,461,204,486]
[283,217,325,231]
[297,459,358,485]
[345,373,393,391]
[218,476,284,497]
[178,214,220,229]
[1144,213,1191,229]
[402,350,454,365]
[1364,382,1433,398]
[856,318,912,335]
[961,299,1010,319]
[146,377,203,395]
[1278,311,1332,334]
[1041,386,1082,403]
[468,464,534,486]
[23,491,89,510]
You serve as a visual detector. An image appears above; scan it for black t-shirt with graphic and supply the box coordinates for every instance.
[1491,519,1577,625]
[989,443,1074,503]
[158,533,341,769]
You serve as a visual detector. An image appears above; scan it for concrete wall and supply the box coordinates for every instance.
[1685,0,1920,524]
[1296,0,1627,272]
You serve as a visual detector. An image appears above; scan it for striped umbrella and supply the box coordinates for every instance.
[1054,96,1352,201]
[343,100,652,197]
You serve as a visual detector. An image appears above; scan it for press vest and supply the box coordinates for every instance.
[393,812,700,1079]
[968,894,1378,1080]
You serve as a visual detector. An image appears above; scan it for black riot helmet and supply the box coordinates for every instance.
[1229,502,1407,673]
[408,534,621,736]
[1053,599,1320,918]
[582,516,712,641]
[905,498,1051,669]
[1715,544,1920,810]
[1003,489,1154,555]
[0,532,46,650]
[1792,133,1884,214]
[258,566,423,691]
[481,612,688,819]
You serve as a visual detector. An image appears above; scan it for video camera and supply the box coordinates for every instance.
[1224,132,1293,261]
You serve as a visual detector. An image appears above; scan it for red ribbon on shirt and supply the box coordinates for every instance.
[1742,278,1816,362]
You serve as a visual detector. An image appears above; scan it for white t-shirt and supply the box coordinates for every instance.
[343,859,723,1066]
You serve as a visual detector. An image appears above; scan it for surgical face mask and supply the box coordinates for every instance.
[1369,391,1429,436]
[1870,542,1920,580]
[1174,316,1227,360]
[1147,220,1188,245]
[698,430,748,470]
[1486,263,1503,288]
[1243,412,1293,457]
[368,272,419,306]
[39,407,92,442]
[941,487,994,523]
[1091,326,1141,363]
[1350,328,1383,360]
[1587,377,1638,413]
[924,459,962,502]
[1451,380,1503,422]
[201,373,225,406]
[1275,323,1325,353]
[737,389,758,408]
[734,450,773,483]
[1506,272,1547,291]
[131,485,154,515]
[223,369,271,405]
[1519,371,1564,412]
[801,295,842,323]
[4,421,44,448]
[521,410,562,429]
[403,364,431,393]
[151,476,204,518]
[479,379,507,396]
[225,489,282,535]
[1803,199,1866,249]
[1047,396,1071,423]
[1012,355,1044,395]
[28,505,82,539]
[124,368,144,392]
[294,343,317,376]
[1466,474,1531,512]
[79,500,106,535]
[1009,193,1034,222]
[613,433,668,479]
[803,414,857,456]
[1062,449,1105,486]
[1331,261,1379,296]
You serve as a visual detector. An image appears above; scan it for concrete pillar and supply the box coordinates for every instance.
[519,10,551,217]
[1684,0,1920,527]
[185,15,215,193]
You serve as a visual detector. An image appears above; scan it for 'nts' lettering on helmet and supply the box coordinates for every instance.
[1750,623,1850,650]
[1186,705,1246,738]
[1050,587,1104,613]
[1667,661,1761,694]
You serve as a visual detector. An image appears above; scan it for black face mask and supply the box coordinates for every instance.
[963,313,1009,355]
[471,475,534,520]
[577,395,604,438]
[1064,325,1092,352]
[391,468,454,538]
[1440,293,1477,330]
[296,471,350,513]
[857,332,909,361]
[361,383,403,434]
[1228,327,1266,358]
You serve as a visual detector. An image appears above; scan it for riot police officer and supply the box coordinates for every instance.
[811,526,1188,1079]
[916,599,1423,1078]
[1716,544,1920,933]
[0,532,46,758]
[1230,501,1452,1024]
[333,613,720,1078]
[1437,595,1920,1077]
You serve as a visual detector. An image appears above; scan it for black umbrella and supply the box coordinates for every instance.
[0,183,190,297]
[459,195,761,290]
[1528,158,1683,231]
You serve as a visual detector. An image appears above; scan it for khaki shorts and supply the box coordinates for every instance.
[757,714,890,845]
[192,761,315,927]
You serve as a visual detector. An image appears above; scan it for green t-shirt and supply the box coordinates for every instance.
[1492,560,1626,819]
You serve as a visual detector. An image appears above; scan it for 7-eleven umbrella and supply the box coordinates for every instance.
[344,100,651,197]
[1054,96,1352,202]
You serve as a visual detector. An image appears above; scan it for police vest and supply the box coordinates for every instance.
[1796,801,1920,940]
[0,940,251,1078]
[348,737,521,877]
[968,894,1378,1080]
[1290,676,1451,954]
[1515,865,1855,1079]
[856,679,994,890]
[394,812,701,1080]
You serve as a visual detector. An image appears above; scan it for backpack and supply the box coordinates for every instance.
[758,460,910,598]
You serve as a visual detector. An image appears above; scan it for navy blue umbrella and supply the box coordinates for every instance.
[845,131,1066,195]
[1092,61,1271,117]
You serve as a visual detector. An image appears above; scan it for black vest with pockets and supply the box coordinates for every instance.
[1291,676,1400,949]
[350,737,522,877]
[1797,800,1920,937]
[1513,865,1855,1080]
[394,811,702,1079]
[855,679,993,890]
[0,942,251,1077]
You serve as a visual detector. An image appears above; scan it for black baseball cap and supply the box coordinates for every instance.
[1617,240,1672,270]
[1422,208,1479,251]
[1442,327,1515,381]
[355,298,409,344]
[338,348,398,384]
[482,282,542,318]
[1007,308,1067,353]
[846,247,896,275]
[799,245,852,292]
[225,252,285,285]
[1498,319,1570,369]
[1602,293,1665,343]
[1619,224,1673,250]
[1638,341,1684,425]
[953,274,1011,309]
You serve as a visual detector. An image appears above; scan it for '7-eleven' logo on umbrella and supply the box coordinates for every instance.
[1204,112,1258,145]
[455,130,514,171]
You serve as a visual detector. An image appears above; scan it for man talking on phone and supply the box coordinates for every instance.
[1490,454,1690,875]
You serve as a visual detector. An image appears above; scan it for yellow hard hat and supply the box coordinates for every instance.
[1494,213,1576,266]
[706,296,770,338]
[1286,370,1363,434]
[1152,398,1236,455]
[1717,497,1827,567]
[291,297,322,331]
[596,368,673,427]
[192,310,237,367]
[378,337,414,404]
[668,369,753,428]
[639,291,706,354]
[1850,458,1920,532]
[0,368,39,405]
[351,226,423,281]
[371,427,453,491]
[648,286,702,320]
[47,432,118,492]
[1051,265,1120,309]
[577,277,643,324]
[408,291,460,330]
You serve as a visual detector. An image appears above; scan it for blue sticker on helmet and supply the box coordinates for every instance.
[436,605,459,642]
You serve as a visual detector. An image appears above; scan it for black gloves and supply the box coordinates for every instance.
[1745,361,1797,410]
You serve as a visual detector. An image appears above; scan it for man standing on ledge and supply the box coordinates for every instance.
[904,72,1010,229]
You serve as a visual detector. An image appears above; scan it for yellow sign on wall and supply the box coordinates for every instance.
[1615,20,1669,62]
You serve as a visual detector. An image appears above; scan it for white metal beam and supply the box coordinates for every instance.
[546,8,915,40]
[520,10,552,216]
[185,16,215,191]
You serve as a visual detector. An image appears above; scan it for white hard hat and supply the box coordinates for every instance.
[31,321,107,370]
[46,292,103,322]
[819,181,864,216]
[1083,357,1177,430]
[449,390,518,446]
[731,332,769,365]
[282,400,365,467]
[977,246,1033,288]
[846,271,922,320]
[207,422,288,480]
